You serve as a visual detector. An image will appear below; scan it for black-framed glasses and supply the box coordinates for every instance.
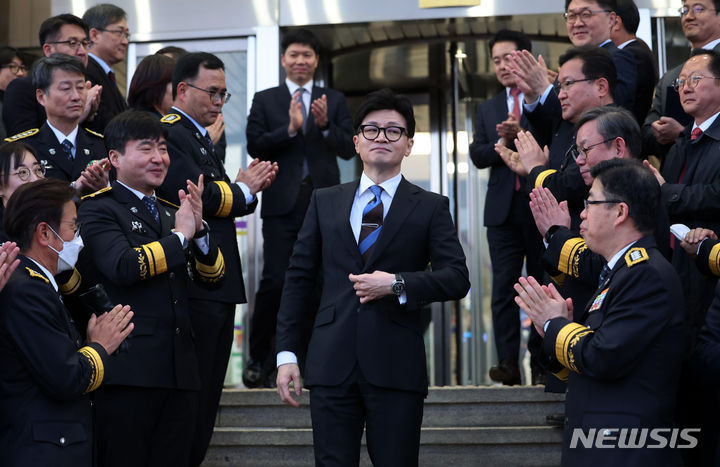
[679,5,718,16]
[46,38,91,49]
[186,83,231,104]
[554,78,595,93]
[99,28,131,40]
[358,125,407,142]
[575,137,616,159]
[0,63,27,74]
[672,74,720,92]
[11,164,46,181]
[563,9,611,23]
[583,199,623,210]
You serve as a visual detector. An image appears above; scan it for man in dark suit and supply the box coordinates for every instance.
[611,0,658,124]
[78,110,225,466]
[516,159,684,466]
[469,29,543,385]
[276,89,470,466]
[0,178,133,467]
[157,52,276,467]
[245,28,356,388]
[2,14,101,136]
[5,54,109,195]
[82,4,129,131]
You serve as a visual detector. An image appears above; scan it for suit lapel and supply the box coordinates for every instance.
[335,181,364,268]
[112,182,163,235]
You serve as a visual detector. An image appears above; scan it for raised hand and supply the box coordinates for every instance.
[515,130,549,173]
[310,94,328,129]
[87,304,134,355]
[529,187,570,237]
[236,158,278,195]
[288,90,304,134]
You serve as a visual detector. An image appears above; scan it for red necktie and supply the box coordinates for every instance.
[671,127,702,249]
[510,88,522,191]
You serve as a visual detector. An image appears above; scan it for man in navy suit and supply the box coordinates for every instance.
[469,30,544,385]
[275,89,469,466]
[245,28,356,387]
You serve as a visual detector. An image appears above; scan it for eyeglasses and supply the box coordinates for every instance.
[186,83,231,104]
[583,199,623,210]
[0,63,27,74]
[563,9,611,23]
[11,164,46,181]
[679,5,718,16]
[672,74,720,91]
[46,38,91,50]
[575,138,616,159]
[554,78,595,93]
[358,125,407,142]
[99,28,131,40]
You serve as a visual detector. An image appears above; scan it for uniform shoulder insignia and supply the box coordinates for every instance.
[4,128,39,142]
[84,127,104,138]
[161,113,181,124]
[624,247,649,267]
[25,267,49,284]
[81,186,113,200]
[157,197,179,209]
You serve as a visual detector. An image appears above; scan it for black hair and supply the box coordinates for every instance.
[82,3,127,30]
[575,106,642,159]
[489,30,532,54]
[156,46,188,60]
[616,0,640,34]
[38,14,88,46]
[104,109,168,154]
[0,46,19,66]
[0,142,41,188]
[32,53,86,93]
[128,54,175,113]
[172,52,224,100]
[281,28,321,55]
[559,46,617,98]
[689,49,720,78]
[565,0,617,11]
[353,88,415,137]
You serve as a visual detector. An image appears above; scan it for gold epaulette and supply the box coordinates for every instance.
[26,267,49,283]
[81,186,112,200]
[157,197,179,209]
[84,128,103,138]
[534,169,557,189]
[161,113,181,124]
[555,322,594,373]
[5,128,39,142]
[624,247,649,267]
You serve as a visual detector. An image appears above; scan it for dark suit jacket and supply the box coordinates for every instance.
[0,255,108,467]
[600,41,637,114]
[85,56,128,132]
[158,110,255,304]
[6,122,107,183]
[469,90,532,226]
[623,39,658,124]
[246,83,356,217]
[544,237,684,466]
[276,177,470,395]
[1,76,46,136]
[77,182,225,389]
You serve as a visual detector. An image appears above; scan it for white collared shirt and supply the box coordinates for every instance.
[89,53,112,75]
[28,257,59,292]
[692,110,720,134]
[349,172,402,242]
[617,38,636,50]
[46,120,79,158]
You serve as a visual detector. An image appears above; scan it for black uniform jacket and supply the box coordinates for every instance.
[85,56,128,132]
[77,182,225,390]
[0,255,108,467]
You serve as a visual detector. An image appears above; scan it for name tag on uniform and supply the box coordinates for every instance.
[589,288,609,312]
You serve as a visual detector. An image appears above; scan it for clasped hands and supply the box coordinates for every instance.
[288,91,329,133]
[514,276,573,337]
[495,130,549,177]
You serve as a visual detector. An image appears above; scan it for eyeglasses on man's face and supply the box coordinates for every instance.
[563,8,611,23]
[46,38,91,50]
[0,63,27,75]
[99,28,131,40]
[672,74,720,92]
[679,4,718,16]
[574,137,616,160]
[554,78,595,93]
[186,83,231,104]
[357,125,407,142]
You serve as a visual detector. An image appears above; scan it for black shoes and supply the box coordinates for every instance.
[242,359,265,388]
[531,364,546,386]
[489,359,522,386]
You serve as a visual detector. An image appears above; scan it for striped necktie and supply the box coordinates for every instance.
[358,185,383,262]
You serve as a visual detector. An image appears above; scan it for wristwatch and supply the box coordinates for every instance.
[391,273,405,295]
[544,225,561,244]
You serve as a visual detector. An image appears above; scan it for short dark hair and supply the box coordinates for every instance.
[104,110,168,154]
[32,53,86,94]
[689,49,720,78]
[590,158,658,234]
[4,178,77,250]
[559,46,617,99]
[353,88,415,138]
[281,28,321,55]
[0,142,40,188]
[565,0,617,11]
[616,0,640,34]
[0,46,19,66]
[38,14,89,46]
[82,3,127,30]
[156,46,188,60]
[489,30,532,54]
[575,106,642,159]
[172,52,224,100]
[128,54,175,113]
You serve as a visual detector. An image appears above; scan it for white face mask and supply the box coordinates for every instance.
[48,225,84,273]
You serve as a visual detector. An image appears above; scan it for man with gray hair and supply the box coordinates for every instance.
[4,54,109,194]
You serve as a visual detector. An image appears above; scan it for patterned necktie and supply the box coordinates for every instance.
[358,185,384,262]
[691,127,702,141]
[61,139,74,161]
[108,70,118,89]
[142,196,160,224]
[598,264,611,289]
[203,132,215,153]
[510,87,523,191]
[297,87,308,133]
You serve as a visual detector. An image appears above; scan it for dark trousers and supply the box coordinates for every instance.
[309,365,425,467]
[188,299,235,467]
[95,385,198,467]
[250,178,314,368]
[486,191,544,363]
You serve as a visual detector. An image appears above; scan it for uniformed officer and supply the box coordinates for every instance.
[515,159,684,466]
[5,53,109,195]
[157,51,276,467]
[0,178,133,467]
[77,110,225,467]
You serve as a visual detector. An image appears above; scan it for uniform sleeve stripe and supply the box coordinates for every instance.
[550,273,566,287]
[709,243,720,277]
[555,322,594,373]
[213,181,234,217]
[58,268,82,295]
[558,238,586,277]
[195,250,225,279]
[534,169,557,188]
[140,245,156,276]
[143,241,167,276]
[78,346,104,393]
[552,367,570,382]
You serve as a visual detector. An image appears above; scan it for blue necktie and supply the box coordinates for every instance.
[61,139,74,161]
[203,132,215,153]
[358,185,383,261]
[598,264,611,288]
[142,196,160,224]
